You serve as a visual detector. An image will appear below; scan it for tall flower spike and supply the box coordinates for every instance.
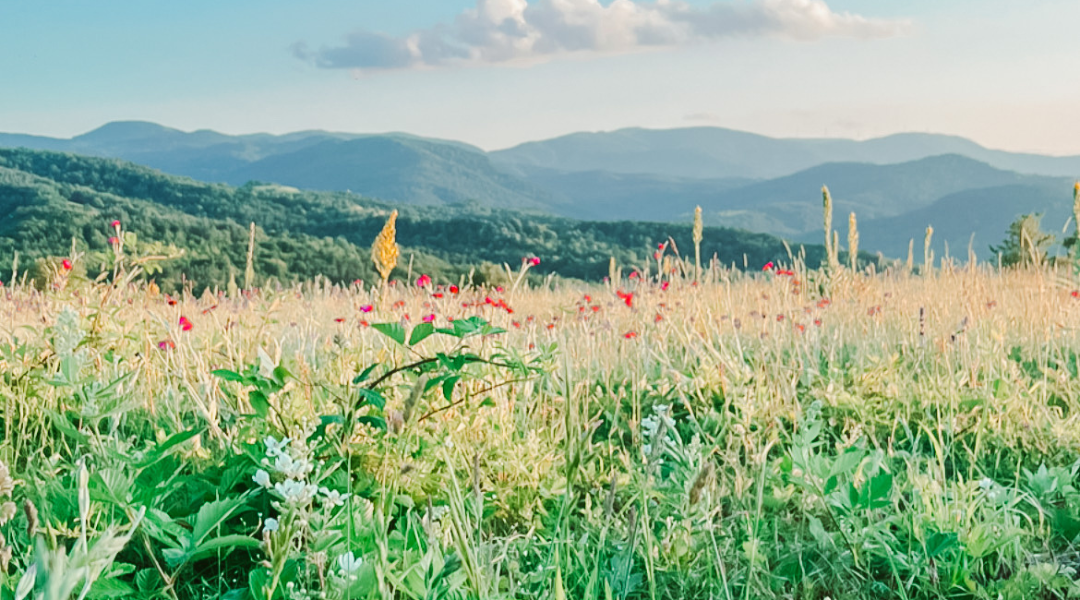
[371,210,400,285]
[822,186,838,271]
[1072,182,1080,247]
[847,212,859,272]
[693,206,703,282]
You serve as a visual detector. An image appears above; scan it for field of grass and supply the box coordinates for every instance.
[4,252,1080,599]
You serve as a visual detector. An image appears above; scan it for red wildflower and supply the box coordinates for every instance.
[157,339,175,350]
[334,318,345,323]
[416,274,432,288]
[360,305,373,313]
[653,252,662,260]
[165,294,177,306]
[658,243,666,250]
[108,236,119,245]
[624,331,638,339]
[110,220,121,228]
[449,285,459,294]
[591,305,601,312]
[496,286,505,292]
[546,323,555,330]
[762,261,775,272]
[525,256,541,266]
[1072,291,1080,299]
[655,313,663,323]
[661,281,670,291]
[583,295,592,303]
[616,290,634,307]
[432,292,444,299]
[422,314,435,323]
[778,269,795,277]
[179,316,193,331]
[629,272,639,279]
[359,320,370,327]
[61,259,72,270]
[512,321,521,328]
[777,314,785,322]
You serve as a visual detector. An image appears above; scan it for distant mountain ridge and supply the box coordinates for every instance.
[2,121,1079,261]
[491,126,1080,180]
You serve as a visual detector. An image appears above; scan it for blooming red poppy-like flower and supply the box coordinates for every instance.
[334,318,345,323]
[655,313,663,323]
[108,236,119,245]
[449,285,459,294]
[360,305,373,313]
[1072,291,1080,298]
[158,339,175,350]
[179,316,193,331]
[616,290,634,308]
[624,331,638,339]
[432,292,444,299]
[658,243,666,250]
[61,259,72,270]
[653,252,662,260]
[110,220,121,228]
[359,320,370,327]
[762,261,775,271]
[416,274,432,288]
[422,314,435,323]
[661,281,670,291]
[629,272,639,279]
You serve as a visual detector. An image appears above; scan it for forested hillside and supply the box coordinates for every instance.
[0,148,827,291]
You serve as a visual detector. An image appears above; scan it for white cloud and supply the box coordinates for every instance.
[297,0,910,71]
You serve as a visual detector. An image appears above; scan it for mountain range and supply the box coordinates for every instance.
[2,121,1078,260]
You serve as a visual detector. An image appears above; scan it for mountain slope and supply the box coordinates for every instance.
[0,148,827,288]
[224,137,564,209]
[492,127,1080,180]
[701,154,1068,237]
[852,182,1074,260]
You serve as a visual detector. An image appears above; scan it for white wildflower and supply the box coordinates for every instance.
[336,551,363,575]
[252,469,272,488]
[275,479,317,505]
[319,487,349,508]
[264,436,290,458]
[263,517,279,532]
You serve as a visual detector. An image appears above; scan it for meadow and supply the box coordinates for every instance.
[4,221,1080,600]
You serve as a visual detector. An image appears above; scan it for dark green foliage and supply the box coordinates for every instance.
[990,213,1056,267]
[0,148,826,290]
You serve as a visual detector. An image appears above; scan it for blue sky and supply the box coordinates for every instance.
[2,0,1079,153]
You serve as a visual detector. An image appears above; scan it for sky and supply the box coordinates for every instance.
[2,0,1079,154]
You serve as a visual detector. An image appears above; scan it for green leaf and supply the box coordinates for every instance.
[272,365,291,386]
[138,427,205,467]
[823,475,839,496]
[248,390,270,418]
[211,369,245,383]
[358,415,387,431]
[356,388,386,411]
[409,322,435,346]
[442,375,460,401]
[189,535,262,563]
[191,496,251,547]
[863,471,893,509]
[372,322,406,346]
[352,364,379,385]
[310,415,346,442]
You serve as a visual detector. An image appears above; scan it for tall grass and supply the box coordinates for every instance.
[3,246,1080,599]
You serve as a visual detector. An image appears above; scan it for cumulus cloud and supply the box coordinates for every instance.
[296,0,910,71]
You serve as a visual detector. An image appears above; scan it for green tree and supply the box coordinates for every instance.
[990,213,1056,267]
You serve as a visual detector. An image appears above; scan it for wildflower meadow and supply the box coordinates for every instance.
[6,190,1080,600]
